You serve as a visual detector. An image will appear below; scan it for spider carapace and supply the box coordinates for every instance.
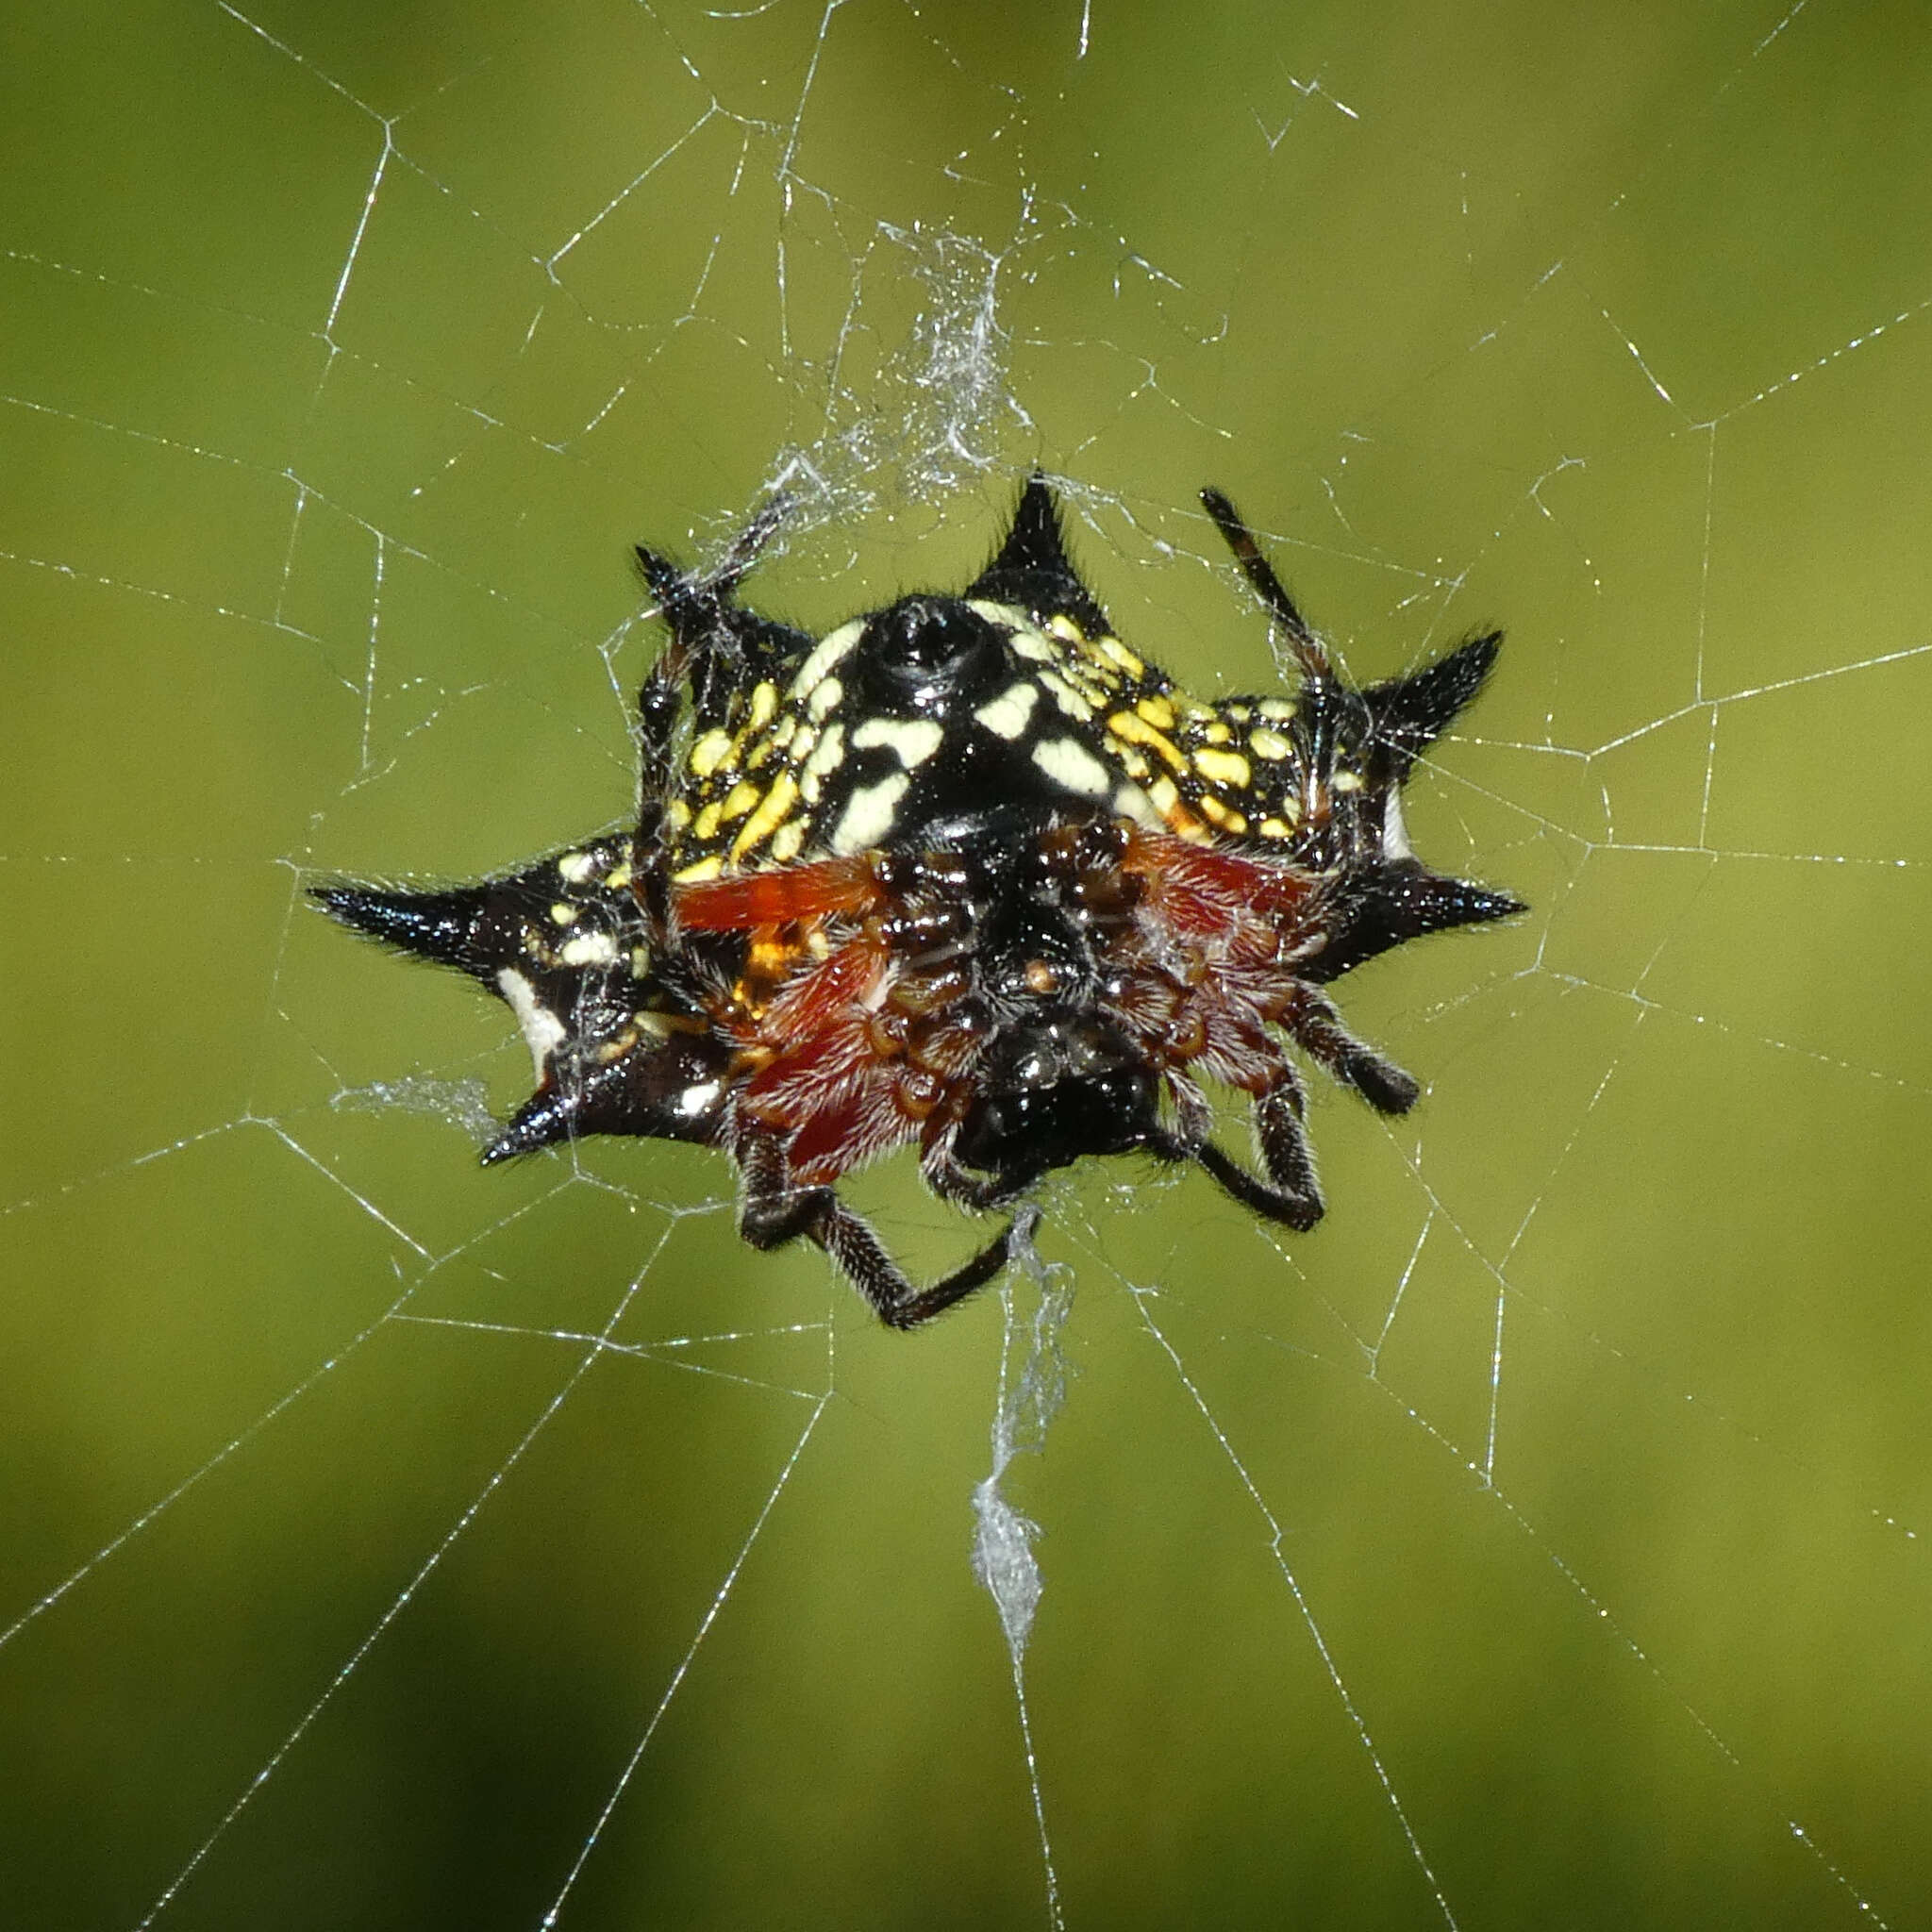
[316,477,1521,1325]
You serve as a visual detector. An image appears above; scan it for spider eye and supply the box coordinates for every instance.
[857,596,1005,706]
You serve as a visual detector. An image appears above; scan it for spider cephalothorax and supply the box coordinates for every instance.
[315,477,1521,1326]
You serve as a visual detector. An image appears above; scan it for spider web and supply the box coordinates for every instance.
[6,1,1932,1924]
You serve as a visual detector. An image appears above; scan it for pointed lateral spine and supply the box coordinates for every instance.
[309,882,502,980]
[1364,631,1503,780]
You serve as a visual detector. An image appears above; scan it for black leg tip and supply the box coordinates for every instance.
[1350,1058,1422,1116]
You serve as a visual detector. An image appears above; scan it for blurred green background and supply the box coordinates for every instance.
[5,1,1932,1926]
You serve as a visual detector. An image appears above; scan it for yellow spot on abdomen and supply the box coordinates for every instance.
[690,729,734,778]
[1192,746,1253,788]
[733,772,801,858]
[1108,709,1187,771]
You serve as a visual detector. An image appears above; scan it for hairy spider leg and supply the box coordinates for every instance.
[921,1137,1020,1212]
[1281,982,1422,1115]
[1193,1139,1324,1232]
[1153,1060,1326,1232]
[1179,991,1408,1228]
[686,857,1034,1318]
[737,1131,1021,1329]
[1250,1072,1324,1220]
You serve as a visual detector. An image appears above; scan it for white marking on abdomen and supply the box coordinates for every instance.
[852,717,945,766]
[1032,737,1111,797]
[1382,790,1412,859]
[496,967,568,1076]
[791,618,863,699]
[830,772,911,854]
[974,681,1039,739]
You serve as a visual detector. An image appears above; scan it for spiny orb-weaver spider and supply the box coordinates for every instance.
[316,477,1521,1326]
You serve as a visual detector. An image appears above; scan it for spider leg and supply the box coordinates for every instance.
[739,1134,1017,1328]
[817,1196,1021,1330]
[1150,1067,1212,1159]
[1252,1069,1323,1217]
[1149,1069,1325,1231]
[1198,1075,1325,1232]
[1200,488,1331,682]
[922,1137,1017,1211]
[1193,1139,1324,1232]
[1288,986,1421,1115]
